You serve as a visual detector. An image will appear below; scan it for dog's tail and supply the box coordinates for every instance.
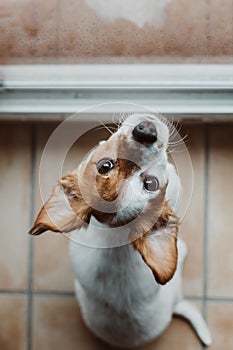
[174,300,212,346]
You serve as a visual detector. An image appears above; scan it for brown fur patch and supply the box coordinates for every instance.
[130,188,179,285]
[95,158,138,202]
[29,132,141,236]
[91,158,138,225]
[78,135,140,224]
[29,171,93,235]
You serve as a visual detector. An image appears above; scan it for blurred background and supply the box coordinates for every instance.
[0,1,233,350]
[0,0,233,64]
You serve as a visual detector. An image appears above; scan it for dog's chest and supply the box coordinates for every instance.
[70,226,175,347]
[70,238,158,308]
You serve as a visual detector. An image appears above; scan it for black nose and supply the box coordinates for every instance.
[132,121,157,145]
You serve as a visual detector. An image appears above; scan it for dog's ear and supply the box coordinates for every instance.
[132,202,178,285]
[29,172,92,235]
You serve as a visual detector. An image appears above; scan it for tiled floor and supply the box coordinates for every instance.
[0,121,232,350]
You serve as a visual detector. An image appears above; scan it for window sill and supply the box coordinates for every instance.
[0,64,233,122]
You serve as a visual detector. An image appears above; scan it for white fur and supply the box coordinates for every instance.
[69,114,212,347]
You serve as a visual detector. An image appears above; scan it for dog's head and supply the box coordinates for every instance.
[30,114,179,284]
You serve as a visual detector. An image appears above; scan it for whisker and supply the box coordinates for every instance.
[168,134,188,145]
[98,120,114,135]
[158,115,181,141]
[167,148,176,154]
[93,125,116,133]
[118,112,130,125]
[169,121,182,140]
[168,147,190,154]
[112,112,120,125]
[112,121,120,129]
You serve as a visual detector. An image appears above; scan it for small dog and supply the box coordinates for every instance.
[30,114,211,348]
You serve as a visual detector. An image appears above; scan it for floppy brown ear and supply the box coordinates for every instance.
[132,202,178,285]
[29,172,92,235]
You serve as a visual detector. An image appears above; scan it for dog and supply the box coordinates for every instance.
[30,113,212,348]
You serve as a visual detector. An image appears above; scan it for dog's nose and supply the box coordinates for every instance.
[132,121,157,145]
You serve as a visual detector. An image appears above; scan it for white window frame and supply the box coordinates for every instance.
[0,64,233,121]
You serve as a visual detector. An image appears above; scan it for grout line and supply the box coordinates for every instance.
[1,288,232,302]
[185,296,205,302]
[203,123,210,349]
[204,297,233,303]
[27,124,36,350]
[1,289,232,303]
[0,289,231,302]
[185,295,233,303]
[0,290,28,295]
[0,289,74,297]
[33,290,75,297]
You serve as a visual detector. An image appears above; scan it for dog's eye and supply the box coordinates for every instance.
[143,175,160,192]
[96,158,115,174]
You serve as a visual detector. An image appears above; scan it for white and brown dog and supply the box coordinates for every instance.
[30,114,211,348]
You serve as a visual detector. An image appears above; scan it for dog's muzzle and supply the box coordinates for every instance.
[132,121,157,145]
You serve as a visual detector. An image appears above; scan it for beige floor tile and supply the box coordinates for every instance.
[0,294,27,350]
[141,316,203,350]
[33,296,203,350]
[32,295,115,350]
[33,122,109,291]
[207,301,233,350]
[62,121,110,171]
[207,125,233,298]
[173,124,205,297]
[137,301,204,350]
[0,124,30,289]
